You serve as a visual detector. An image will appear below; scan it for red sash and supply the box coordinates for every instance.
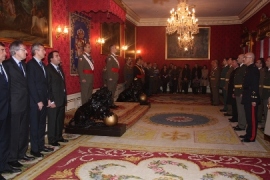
[83,69,94,74]
[111,68,119,73]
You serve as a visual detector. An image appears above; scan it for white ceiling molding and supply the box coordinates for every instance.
[124,0,270,26]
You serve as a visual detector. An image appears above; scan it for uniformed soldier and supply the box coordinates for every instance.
[233,54,247,131]
[210,60,220,106]
[105,45,120,108]
[77,43,94,105]
[224,58,234,116]
[219,58,229,112]
[123,57,133,89]
[133,57,145,90]
[240,52,260,142]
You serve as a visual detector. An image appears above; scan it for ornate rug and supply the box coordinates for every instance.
[15,146,268,180]
[148,93,211,105]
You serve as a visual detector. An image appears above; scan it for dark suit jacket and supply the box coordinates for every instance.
[3,58,28,113]
[46,64,67,107]
[0,63,9,121]
[26,58,48,107]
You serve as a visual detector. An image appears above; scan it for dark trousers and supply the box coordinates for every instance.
[172,79,178,93]
[231,98,238,121]
[222,88,228,111]
[47,106,65,144]
[30,105,47,153]
[201,86,207,94]
[182,81,189,94]
[244,104,258,141]
[0,117,10,172]
[9,111,29,162]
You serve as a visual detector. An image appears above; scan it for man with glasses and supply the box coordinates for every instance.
[4,41,35,170]
[240,52,260,142]
[27,43,53,157]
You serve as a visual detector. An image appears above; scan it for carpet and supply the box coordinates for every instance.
[148,93,211,105]
[16,146,268,180]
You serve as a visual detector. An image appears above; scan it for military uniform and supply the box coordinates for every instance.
[219,65,229,111]
[210,67,220,105]
[133,64,145,90]
[224,66,234,114]
[105,53,119,103]
[257,67,266,125]
[227,67,238,121]
[233,63,247,130]
[77,52,94,105]
[241,64,260,141]
[123,64,133,89]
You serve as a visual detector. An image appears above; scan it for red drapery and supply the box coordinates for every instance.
[67,0,126,23]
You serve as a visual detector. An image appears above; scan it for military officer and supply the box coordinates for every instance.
[224,58,234,116]
[219,58,229,112]
[210,60,220,106]
[78,43,94,105]
[262,57,270,129]
[105,45,120,108]
[240,52,260,142]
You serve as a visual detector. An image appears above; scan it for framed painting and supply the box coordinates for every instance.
[70,13,90,75]
[0,0,52,47]
[166,27,210,60]
[101,22,121,56]
[124,21,136,59]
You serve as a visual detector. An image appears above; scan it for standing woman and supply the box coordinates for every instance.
[200,65,209,94]
[160,65,169,93]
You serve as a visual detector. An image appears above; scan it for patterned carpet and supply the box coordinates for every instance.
[8,94,270,180]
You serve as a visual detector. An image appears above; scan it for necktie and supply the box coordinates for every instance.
[57,66,64,79]
[0,64,7,82]
[39,61,46,77]
[18,62,25,77]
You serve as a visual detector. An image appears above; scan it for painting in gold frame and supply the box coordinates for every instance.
[165,27,210,60]
[0,0,52,47]
[124,21,136,59]
[101,22,121,56]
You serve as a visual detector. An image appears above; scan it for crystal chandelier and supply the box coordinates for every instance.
[166,0,199,50]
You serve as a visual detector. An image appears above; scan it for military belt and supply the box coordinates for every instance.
[263,85,270,89]
[111,68,119,73]
[220,78,225,80]
[210,78,215,80]
[234,85,242,88]
[83,69,94,74]
[225,79,229,81]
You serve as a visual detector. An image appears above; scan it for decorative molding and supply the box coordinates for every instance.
[125,0,270,26]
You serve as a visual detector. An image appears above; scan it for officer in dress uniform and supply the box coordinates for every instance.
[133,57,145,90]
[78,43,94,105]
[240,52,260,142]
[262,57,270,130]
[210,60,220,106]
[233,54,247,131]
[224,58,234,116]
[105,45,120,109]
[219,58,229,112]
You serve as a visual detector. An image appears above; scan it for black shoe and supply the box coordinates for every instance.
[20,155,35,161]
[1,166,21,174]
[41,147,54,152]
[8,161,23,168]
[30,151,44,157]
[234,126,245,131]
[58,138,69,143]
[224,113,232,116]
[241,138,255,142]
[0,174,6,180]
[49,142,60,146]
[110,104,119,109]
[220,109,226,112]
[239,135,246,138]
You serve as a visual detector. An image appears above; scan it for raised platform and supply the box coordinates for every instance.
[64,102,150,136]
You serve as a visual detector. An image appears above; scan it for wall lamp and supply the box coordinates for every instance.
[56,25,68,39]
[122,45,128,51]
[96,37,105,45]
[136,50,141,54]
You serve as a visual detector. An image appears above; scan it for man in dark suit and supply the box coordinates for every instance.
[27,43,53,158]
[105,45,120,108]
[0,42,21,180]
[4,41,35,169]
[46,50,68,146]
[241,52,260,142]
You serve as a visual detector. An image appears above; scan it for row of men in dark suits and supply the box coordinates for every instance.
[0,41,67,180]
[210,52,270,143]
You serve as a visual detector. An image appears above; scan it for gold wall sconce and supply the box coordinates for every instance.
[122,45,128,51]
[56,25,68,39]
[96,37,105,45]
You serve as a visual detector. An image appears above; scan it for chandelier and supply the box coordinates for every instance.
[166,0,199,50]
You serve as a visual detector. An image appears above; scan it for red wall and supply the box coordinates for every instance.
[242,2,270,59]
[136,24,242,69]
